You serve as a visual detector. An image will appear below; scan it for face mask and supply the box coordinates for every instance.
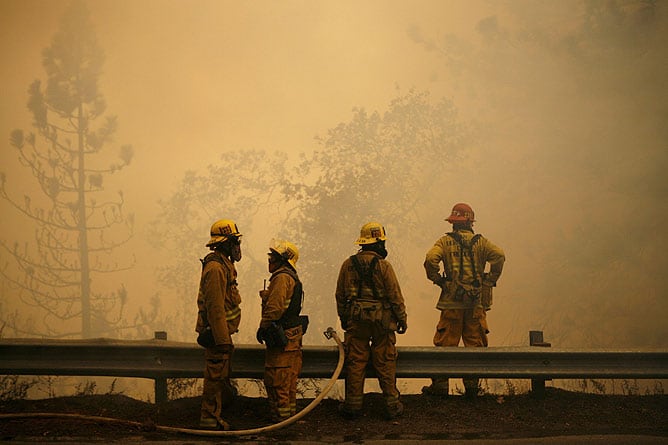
[222,237,242,262]
[230,243,242,262]
[267,252,282,272]
[372,241,388,259]
[362,241,388,259]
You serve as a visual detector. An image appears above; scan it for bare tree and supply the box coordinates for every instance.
[0,1,140,338]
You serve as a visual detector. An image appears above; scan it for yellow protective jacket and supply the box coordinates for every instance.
[335,251,407,330]
[260,265,299,329]
[195,251,242,347]
[424,229,505,310]
[260,265,303,368]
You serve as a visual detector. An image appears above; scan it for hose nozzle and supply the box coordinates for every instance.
[323,327,336,339]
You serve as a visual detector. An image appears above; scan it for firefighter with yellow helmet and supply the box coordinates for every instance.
[422,203,505,397]
[195,219,243,430]
[256,239,308,422]
[335,222,408,419]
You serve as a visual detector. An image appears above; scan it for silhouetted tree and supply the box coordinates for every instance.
[283,89,473,339]
[153,150,290,342]
[411,0,668,347]
[0,1,144,338]
[153,90,471,345]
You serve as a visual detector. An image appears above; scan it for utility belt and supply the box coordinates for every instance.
[346,298,396,330]
[453,284,480,302]
[282,314,310,332]
[261,315,309,348]
[349,298,383,323]
[438,277,493,310]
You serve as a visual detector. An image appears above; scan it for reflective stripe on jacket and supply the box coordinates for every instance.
[424,229,505,310]
[196,251,242,346]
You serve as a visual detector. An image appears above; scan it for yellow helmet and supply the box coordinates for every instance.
[269,238,299,269]
[206,219,242,247]
[355,222,387,245]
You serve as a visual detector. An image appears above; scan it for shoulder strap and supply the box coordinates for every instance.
[447,232,481,286]
[272,267,299,282]
[350,255,380,300]
[273,269,304,326]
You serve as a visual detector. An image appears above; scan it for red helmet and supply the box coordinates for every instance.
[445,203,475,223]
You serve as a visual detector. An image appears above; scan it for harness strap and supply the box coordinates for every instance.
[447,232,482,287]
[272,268,304,328]
[350,255,380,300]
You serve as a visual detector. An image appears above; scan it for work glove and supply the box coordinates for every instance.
[397,319,407,334]
[256,327,267,344]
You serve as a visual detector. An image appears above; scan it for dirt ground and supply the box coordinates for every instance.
[1,388,667,442]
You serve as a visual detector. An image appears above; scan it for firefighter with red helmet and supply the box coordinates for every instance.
[195,219,243,430]
[336,222,408,419]
[422,203,505,397]
[256,239,307,422]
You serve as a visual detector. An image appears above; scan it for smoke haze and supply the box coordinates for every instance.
[1,0,667,355]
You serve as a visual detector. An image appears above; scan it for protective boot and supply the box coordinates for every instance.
[338,403,362,419]
[385,400,404,420]
[198,416,230,431]
[422,378,449,397]
[464,378,480,398]
[270,413,291,423]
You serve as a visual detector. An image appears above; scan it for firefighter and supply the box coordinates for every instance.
[195,219,243,430]
[336,222,408,420]
[256,239,307,422]
[422,203,505,397]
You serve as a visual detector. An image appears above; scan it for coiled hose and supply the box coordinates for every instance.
[0,328,345,437]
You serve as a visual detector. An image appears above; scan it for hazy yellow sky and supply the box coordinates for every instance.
[1,0,490,204]
[1,0,666,349]
[0,0,497,342]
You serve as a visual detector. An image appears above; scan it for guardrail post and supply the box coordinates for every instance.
[154,331,168,403]
[529,330,551,398]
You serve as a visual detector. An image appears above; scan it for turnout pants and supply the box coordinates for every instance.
[343,322,401,414]
[431,307,489,395]
[264,326,303,421]
[200,346,235,426]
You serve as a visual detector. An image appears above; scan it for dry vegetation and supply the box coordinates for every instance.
[1,387,667,442]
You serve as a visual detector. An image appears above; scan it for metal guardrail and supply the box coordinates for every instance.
[2,333,667,402]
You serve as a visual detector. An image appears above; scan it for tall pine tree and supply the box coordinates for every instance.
[1,1,140,338]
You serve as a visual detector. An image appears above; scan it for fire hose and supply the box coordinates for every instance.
[0,327,345,437]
